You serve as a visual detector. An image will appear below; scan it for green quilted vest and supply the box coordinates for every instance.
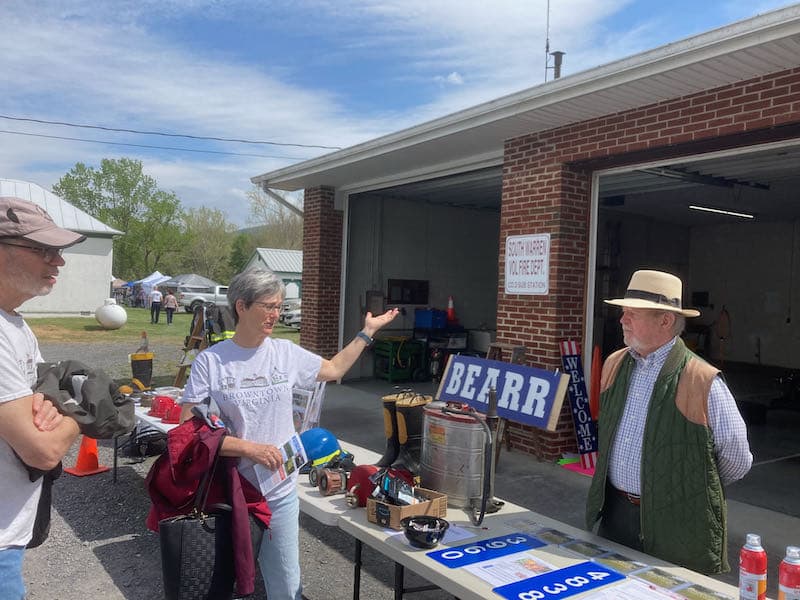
[585,338,728,574]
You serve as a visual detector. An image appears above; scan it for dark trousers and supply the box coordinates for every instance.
[150,302,162,323]
[597,482,644,552]
[165,307,175,324]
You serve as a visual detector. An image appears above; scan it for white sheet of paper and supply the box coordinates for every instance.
[579,579,684,599]
[462,552,555,586]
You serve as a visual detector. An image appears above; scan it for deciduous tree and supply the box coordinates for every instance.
[54,158,185,278]
[246,187,303,250]
[178,207,237,282]
[229,232,256,274]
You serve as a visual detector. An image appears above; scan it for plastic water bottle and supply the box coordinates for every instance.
[778,546,800,600]
[739,533,767,600]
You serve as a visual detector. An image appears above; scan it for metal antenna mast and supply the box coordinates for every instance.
[544,0,551,81]
[544,0,565,81]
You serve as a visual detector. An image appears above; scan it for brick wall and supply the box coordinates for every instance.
[300,186,342,358]
[499,66,800,459]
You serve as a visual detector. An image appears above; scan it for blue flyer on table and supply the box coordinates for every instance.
[426,533,546,568]
[492,561,625,600]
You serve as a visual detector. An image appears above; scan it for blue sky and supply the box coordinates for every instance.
[0,0,795,226]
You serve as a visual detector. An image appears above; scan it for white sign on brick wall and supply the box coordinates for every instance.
[505,233,550,295]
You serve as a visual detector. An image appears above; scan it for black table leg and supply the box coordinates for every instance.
[353,538,362,600]
[394,562,405,600]
[393,561,439,598]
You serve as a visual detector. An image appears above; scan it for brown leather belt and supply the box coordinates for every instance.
[612,486,641,506]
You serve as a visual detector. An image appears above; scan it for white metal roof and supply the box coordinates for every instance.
[252,4,800,194]
[256,248,303,274]
[0,178,122,236]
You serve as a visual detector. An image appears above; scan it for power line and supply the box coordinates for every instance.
[0,114,342,150]
[0,129,309,160]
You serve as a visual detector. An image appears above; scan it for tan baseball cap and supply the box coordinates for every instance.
[0,196,86,248]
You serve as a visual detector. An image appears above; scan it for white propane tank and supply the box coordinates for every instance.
[95,298,128,330]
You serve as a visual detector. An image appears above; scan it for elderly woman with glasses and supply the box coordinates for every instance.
[179,268,398,600]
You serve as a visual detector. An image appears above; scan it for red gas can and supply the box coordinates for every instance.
[739,533,767,600]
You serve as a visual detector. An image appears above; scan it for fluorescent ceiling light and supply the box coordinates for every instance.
[688,205,754,219]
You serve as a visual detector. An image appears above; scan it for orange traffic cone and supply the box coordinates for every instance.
[446,295,457,323]
[64,436,111,477]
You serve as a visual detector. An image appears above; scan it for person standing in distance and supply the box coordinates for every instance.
[162,288,178,325]
[586,270,752,574]
[0,197,85,599]
[149,285,163,324]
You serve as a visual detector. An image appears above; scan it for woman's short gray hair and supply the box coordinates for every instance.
[227,268,285,324]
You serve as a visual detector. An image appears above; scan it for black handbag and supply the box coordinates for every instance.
[158,445,235,600]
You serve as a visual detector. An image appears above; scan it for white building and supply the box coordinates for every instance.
[0,179,122,316]
[245,248,302,299]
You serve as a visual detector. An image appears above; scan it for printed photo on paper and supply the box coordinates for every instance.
[561,539,609,558]
[533,527,576,545]
[253,432,308,495]
[592,552,649,574]
[675,583,735,600]
[630,566,690,591]
[463,552,555,586]
[579,579,684,599]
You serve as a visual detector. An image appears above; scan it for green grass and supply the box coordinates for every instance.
[28,307,300,345]
[28,307,300,385]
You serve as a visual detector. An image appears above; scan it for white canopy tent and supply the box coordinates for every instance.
[130,271,172,300]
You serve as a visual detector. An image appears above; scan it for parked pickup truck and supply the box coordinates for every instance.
[178,285,229,313]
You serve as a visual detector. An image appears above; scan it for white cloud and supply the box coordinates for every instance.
[0,4,393,225]
[1,0,795,230]
[435,72,464,86]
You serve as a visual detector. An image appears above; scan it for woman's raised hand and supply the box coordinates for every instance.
[364,307,400,335]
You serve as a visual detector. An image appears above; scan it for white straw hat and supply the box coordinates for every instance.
[604,270,700,317]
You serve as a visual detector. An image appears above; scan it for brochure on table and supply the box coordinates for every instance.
[253,433,307,496]
[419,515,734,600]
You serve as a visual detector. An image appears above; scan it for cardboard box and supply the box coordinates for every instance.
[367,488,447,530]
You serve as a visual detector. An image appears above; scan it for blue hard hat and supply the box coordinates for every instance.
[300,428,341,464]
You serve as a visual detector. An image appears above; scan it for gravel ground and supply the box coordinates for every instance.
[22,341,451,600]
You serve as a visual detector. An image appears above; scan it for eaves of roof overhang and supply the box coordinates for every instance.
[252,4,800,194]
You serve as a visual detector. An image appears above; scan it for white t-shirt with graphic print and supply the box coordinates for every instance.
[0,309,44,549]
[181,337,322,502]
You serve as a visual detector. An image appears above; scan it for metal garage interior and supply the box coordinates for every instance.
[342,141,800,518]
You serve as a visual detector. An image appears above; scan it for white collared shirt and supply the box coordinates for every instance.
[608,337,752,495]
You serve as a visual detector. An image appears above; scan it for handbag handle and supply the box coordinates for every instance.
[194,436,225,515]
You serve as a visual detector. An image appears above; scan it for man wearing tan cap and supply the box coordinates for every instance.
[586,270,752,575]
[0,196,86,598]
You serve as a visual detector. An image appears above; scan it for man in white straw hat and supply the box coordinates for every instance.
[586,269,752,575]
[0,196,86,598]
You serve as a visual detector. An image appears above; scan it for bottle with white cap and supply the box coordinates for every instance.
[779,546,800,600]
[739,533,767,600]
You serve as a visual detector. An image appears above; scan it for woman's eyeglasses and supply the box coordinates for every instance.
[0,241,64,263]
[251,301,282,313]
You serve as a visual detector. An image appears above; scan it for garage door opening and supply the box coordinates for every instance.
[341,167,503,380]
[593,141,800,518]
